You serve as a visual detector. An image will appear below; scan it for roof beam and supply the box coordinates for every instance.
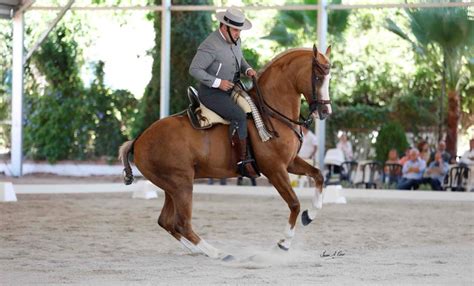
[29,2,474,11]
[24,0,74,63]
[15,0,35,16]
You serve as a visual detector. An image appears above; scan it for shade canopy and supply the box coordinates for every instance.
[0,0,20,19]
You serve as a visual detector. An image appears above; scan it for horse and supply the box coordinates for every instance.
[119,44,332,259]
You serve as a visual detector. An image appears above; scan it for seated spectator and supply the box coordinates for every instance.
[384,148,401,184]
[336,133,353,161]
[397,148,426,190]
[422,151,449,191]
[460,138,474,165]
[430,140,452,164]
[417,140,431,164]
[399,148,411,166]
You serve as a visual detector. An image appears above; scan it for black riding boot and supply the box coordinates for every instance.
[232,136,258,179]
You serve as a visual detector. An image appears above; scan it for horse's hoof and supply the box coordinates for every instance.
[277,241,289,251]
[222,254,235,262]
[301,210,313,226]
[123,175,134,185]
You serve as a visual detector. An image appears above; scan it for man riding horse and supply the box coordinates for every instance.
[189,7,258,179]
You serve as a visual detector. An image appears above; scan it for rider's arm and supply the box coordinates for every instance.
[189,42,219,88]
[241,56,252,76]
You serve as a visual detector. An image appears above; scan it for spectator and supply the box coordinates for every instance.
[384,148,401,184]
[386,148,400,164]
[397,148,426,190]
[336,133,353,161]
[298,126,318,160]
[422,151,449,191]
[417,140,431,164]
[460,138,474,165]
[399,148,411,166]
[430,140,451,164]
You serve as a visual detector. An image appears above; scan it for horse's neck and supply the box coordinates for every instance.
[257,70,301,121]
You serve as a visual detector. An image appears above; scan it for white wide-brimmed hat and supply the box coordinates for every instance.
[216,7,252,30]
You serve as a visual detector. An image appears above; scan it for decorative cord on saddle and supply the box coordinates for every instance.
[239,92,273,142]
[251,77,280,138]
[251,76,315,145]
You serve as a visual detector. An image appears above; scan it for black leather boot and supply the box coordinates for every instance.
[232,136,258,179]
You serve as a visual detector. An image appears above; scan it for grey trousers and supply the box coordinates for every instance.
[199,84,247,139]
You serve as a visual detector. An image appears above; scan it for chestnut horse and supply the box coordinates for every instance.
[119,45,332,259]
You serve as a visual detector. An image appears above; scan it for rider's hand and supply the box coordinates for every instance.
[246,69,257,78]
[218,80,234,92]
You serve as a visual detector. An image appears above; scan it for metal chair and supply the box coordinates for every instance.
[355,161,382,189]
[340,160,358,186]
[444,165,470,192]
[383,163,403,187]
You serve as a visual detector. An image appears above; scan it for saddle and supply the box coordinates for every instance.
[186,86,252,129]
[186,85,270,178]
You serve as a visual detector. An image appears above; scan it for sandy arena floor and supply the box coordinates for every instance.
[1,191,473,285]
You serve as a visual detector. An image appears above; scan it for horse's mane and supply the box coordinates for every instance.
[257,47,330,78]
[257,48,311,77]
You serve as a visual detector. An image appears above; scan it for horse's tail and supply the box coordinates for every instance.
[118,140,135,185]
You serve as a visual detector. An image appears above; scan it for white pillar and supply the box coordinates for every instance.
[316,0,328,170]
[160,0,171,118]
[11,11,24,177]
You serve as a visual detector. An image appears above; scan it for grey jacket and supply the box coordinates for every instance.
[189,30,251,88]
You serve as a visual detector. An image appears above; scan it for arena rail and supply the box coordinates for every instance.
[10,181,474,202]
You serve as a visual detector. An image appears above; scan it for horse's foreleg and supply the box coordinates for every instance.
[267,170,300,251]
[287,156,324,226]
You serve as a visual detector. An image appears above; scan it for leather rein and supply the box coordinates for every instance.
[252,56,331,143]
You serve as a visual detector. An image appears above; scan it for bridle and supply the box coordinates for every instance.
[309,55,331,122]
[252,53,331,142]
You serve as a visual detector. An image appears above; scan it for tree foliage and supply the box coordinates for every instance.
[0,22,12,149]
[386,3,474,156]
[88,61,138,158]
[131,0,213,137]
[374,122,409,163]
[263,0,350,47]
[24,24,137,162]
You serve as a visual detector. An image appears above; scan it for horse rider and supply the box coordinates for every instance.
[189,7,258,178]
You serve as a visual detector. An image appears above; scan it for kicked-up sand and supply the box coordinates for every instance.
[0,190,473,285]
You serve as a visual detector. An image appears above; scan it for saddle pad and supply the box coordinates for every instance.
[198,90,252,127]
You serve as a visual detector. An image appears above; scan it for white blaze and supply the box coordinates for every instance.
[320,72,332,114]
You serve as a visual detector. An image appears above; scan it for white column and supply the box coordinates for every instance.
[11,11,24,177]
[160,0,171,118]
[316,0,328,170]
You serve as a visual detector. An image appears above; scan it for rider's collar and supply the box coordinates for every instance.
[218,29,226,41]
[218,29,236,45]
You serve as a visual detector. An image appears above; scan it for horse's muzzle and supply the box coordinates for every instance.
[317,104,331,120]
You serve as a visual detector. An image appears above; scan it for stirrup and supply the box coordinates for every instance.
[237,159,258,179]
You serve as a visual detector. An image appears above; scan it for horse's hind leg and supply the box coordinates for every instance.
[171,187,224,259]
[146,172,199,254]
[266,169,300,251]
[157,192,200,254]
[287,156,324,225]
[152,173,224,258]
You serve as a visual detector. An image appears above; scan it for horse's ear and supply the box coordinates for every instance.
[325,45,332,57]
[313,44,318,56]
